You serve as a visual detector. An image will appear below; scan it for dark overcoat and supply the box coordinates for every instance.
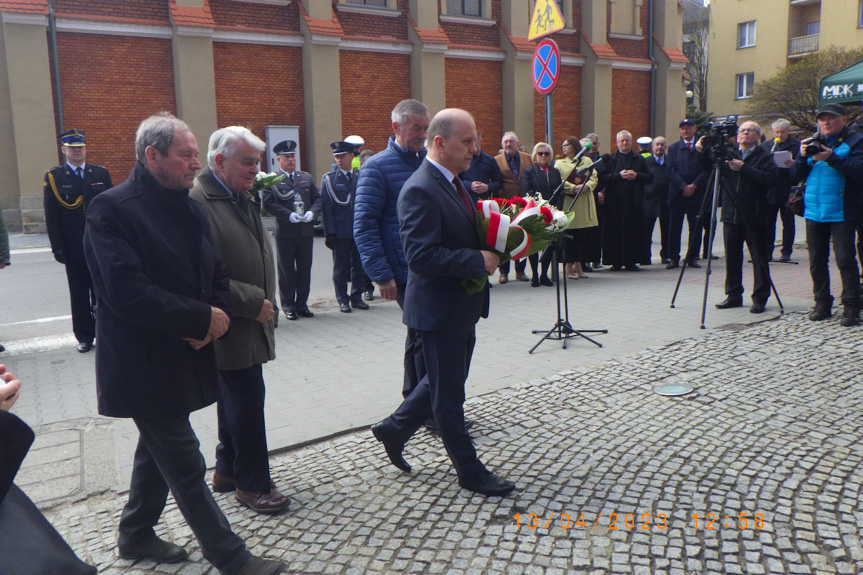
[84,162,231,419]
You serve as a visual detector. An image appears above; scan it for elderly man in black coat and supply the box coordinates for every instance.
[83,113,283,575]
[642,136,671,265]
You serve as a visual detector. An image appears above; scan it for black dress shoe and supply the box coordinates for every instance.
[119,536,188,563]
[284,311,297,321]
[539,276,554,286]
[582,264,593,272]
[685,259,701,268]
[363,290,374,301]
[710,255,720,260]
[371,423,411,473]
[297,309,315,318]
[530,277,540,287]
[750,302,766,314]
[339,302,351,313]
[666,260,679,269]
[625,265,641,271]
[610,265,622,271]
[77,341,93,353]
[715,297,743,309]
[351,300,370,310]
[779,254,791,263]
[458,471,516,497]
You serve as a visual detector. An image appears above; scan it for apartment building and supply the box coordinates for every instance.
[707,0,863,119]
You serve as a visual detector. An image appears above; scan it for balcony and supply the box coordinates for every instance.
[788,33,819,57]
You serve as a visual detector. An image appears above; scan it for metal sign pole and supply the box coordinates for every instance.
[545,93,553,146]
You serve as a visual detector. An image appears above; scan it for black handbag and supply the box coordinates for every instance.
[787,185,804,217]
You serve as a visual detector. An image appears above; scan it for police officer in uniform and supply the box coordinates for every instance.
[321,141,368,313]
[43,129,113,352]
[262,140,321,321]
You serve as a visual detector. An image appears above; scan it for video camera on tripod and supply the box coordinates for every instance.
[701,115,740,160]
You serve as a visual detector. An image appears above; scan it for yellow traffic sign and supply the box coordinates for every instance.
[528,0,565,41]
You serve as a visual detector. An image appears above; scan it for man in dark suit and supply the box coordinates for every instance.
[322,141,367,313]
[642,136,671,265]
[666,119,710,269]
[43,129,113,352]
[370,108,516,497]
[83,113,283,575]
[262,140,321,321]
[494,131,532,282]
[761,118,800,262]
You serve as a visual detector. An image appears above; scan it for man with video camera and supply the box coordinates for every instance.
[791,103,863,327]
[696,121,777,313]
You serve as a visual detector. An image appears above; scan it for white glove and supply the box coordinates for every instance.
[303,211,315,223]
[289,212,303,224]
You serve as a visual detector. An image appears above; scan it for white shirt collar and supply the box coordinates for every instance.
[426,157,456,188]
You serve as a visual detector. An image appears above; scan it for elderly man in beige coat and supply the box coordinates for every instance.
[190,126,288,515]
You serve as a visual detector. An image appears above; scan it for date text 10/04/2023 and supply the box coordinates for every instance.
[513,512,765,531]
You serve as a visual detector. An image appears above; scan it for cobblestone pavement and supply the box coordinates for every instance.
[42,311,863,575]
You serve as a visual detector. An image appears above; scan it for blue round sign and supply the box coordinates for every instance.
[532,39,560,95]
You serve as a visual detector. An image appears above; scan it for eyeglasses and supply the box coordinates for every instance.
[537,151,550,156]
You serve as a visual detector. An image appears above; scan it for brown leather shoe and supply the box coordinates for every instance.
[498,274,508,284]
[212,471,236,493]
[235,488,290,514]
[515,272,529,282]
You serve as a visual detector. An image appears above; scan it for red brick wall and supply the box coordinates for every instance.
[337,8,409,41]
[210,0,299,32]
[213,43,306,160]
[339,51,411,154]
[533,64,582,149]
[53,0,169,23]
[607,1,650,59]
[51,33,176,180]
[610,69,651,150]
[445,58,502,149]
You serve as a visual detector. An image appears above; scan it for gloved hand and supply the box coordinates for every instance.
[325,235,335,250]
[303,211,315,223]
[289,212,303,224]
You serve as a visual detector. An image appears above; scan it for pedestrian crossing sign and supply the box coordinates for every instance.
[528,0,565,41]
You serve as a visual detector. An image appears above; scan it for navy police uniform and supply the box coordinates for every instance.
[261,140,321,318]
[43,129,113,349]
[321,141,365,311]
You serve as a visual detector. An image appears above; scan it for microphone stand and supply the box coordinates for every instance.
[530,160,608,353]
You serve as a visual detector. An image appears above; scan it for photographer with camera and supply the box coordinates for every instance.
[790,103,863,327]
[696,121,777,313]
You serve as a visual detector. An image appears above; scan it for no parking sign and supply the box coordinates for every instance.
[532,38,560,95]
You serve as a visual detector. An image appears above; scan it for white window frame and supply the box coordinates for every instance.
[736,72,755,100]
[737,21,756,49]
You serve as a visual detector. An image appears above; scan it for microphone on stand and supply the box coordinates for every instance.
[573,140,594,162]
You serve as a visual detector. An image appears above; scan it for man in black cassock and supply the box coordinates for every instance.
[600,130,653,271]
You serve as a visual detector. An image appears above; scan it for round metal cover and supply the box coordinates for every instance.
[654,383,694,396]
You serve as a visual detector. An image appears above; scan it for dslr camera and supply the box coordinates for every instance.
[701,115,739,160]
[804,134,826,156]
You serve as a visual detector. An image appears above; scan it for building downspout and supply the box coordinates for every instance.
[648,0,655,136]
[48,0,64,134]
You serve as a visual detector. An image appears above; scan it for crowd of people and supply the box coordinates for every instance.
[0,98,859,575]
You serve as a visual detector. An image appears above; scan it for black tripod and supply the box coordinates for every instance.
[670,153,784,328]
[530,166,607,353]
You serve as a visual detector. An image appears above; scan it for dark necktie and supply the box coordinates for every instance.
[452,177,474,217]
[346,171,352,184]
[75,167,83,179]
[289,173,294,186]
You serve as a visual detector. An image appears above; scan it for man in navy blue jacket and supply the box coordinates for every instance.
[370,108,515,497]
[666,119,710,268]
[458,130,503,200]
[354,99,429,397]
